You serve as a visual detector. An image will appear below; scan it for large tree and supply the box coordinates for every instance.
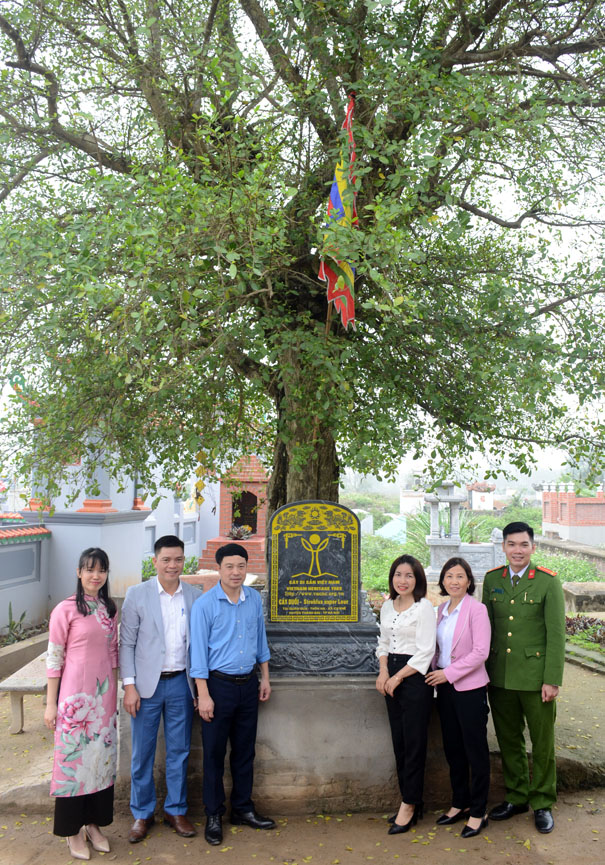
[1,0,605,511]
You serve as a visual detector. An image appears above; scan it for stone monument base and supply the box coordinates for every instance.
[266,622,379,675]
[117,676,478,813]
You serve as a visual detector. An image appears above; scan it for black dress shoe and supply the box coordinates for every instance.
[204,815,223,846]
[436,808,470,826]
[387,814,396,823]
[388,804,420,835]
[534,809,554,833]
[489,801,529,821]
[388,813,417,835]
[230,809,276,830]
[461,816,489,838]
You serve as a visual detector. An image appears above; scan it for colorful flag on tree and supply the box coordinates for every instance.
[318,94,358,329]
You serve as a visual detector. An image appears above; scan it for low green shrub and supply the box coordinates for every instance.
[475,506,542,539]
[532,551,597,583]
[360,535,403,593]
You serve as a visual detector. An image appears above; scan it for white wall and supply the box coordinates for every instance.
[399,490,425,515]
[470,490,494,511]
[542,521,605,546]
[0,538,50,630]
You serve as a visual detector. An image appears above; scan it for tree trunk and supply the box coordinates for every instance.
[266,424,340,520]
[265,351,340,520]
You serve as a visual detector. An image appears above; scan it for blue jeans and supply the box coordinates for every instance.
[130,672,194,818]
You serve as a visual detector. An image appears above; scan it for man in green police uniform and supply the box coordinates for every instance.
[482,521,565,834]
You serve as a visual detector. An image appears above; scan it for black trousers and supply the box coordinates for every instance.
[53,785,114,837]
[201,675,259,817]
[436,682,490,817]
[385,653,433,805]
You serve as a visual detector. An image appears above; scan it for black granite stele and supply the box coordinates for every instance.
[264,501,379,676]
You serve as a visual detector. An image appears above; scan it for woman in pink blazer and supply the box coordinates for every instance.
[425,557,491,838]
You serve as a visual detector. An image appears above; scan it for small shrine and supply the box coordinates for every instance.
[425,481,504,579]
[197,456,269,576]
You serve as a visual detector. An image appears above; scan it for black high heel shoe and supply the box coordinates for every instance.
[388,803,422,835]
[460,816,489,838]
[436,808,470,826]
[388,802,422,824]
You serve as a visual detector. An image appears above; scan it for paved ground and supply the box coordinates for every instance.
[0,661,603,864]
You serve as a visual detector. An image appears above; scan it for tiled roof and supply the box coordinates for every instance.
[0,525,51,543]
[0,512,25,523]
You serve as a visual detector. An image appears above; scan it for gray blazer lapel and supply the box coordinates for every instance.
[182,582,200,650]
[148,578,165,643]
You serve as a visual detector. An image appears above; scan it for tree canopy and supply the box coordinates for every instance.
[1,0,605,511]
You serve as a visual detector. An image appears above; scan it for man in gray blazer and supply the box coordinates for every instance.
[119,535,200,843]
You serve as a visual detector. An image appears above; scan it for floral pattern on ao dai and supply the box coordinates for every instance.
[46,596,118,797]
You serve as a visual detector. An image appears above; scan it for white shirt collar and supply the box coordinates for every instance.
[508,564,529,578]
[442,602,461,619]
[157,578,183,597]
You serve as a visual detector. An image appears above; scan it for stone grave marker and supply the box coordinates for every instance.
[265,501,378,675]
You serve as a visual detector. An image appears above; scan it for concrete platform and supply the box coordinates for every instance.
[563,581,605,612]
[1,660,603,814]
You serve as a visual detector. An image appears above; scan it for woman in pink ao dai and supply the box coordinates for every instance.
[44,548,118,860]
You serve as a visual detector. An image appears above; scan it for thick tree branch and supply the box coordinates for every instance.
[458,199,541,228]
[238,0,335,146]
[447,36,605,68]
[530,286,605,319]
[1,13,134,173]
[441,0,514,60]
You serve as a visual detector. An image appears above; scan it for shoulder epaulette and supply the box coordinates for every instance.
[485,566,503,574]
[536,565,557,577]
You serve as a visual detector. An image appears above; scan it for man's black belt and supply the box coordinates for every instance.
[209,669,256,684]
[160,669,186,680]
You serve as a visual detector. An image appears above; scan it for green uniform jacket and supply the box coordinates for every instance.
[482,562,565,690]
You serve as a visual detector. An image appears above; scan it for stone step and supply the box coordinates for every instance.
[565,642,605,675]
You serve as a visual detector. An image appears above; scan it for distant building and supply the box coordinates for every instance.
[1,460,219,629]
[541,483,605,545]
[399,489,425,515]
[466,482,496,511]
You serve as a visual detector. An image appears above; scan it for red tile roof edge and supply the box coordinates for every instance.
[0,526,52,541]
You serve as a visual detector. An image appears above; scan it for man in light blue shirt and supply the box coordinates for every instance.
[190,542,274,846]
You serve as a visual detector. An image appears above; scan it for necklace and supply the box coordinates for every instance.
[394,596,414,613]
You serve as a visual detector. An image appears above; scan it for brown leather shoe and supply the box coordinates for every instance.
[128,816,154,843]
[163,813,197,837]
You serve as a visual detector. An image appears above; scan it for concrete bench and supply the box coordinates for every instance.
[0,651,47,734]
[562,581,605,613]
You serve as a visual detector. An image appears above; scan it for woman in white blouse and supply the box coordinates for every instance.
[376,555,436,835]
